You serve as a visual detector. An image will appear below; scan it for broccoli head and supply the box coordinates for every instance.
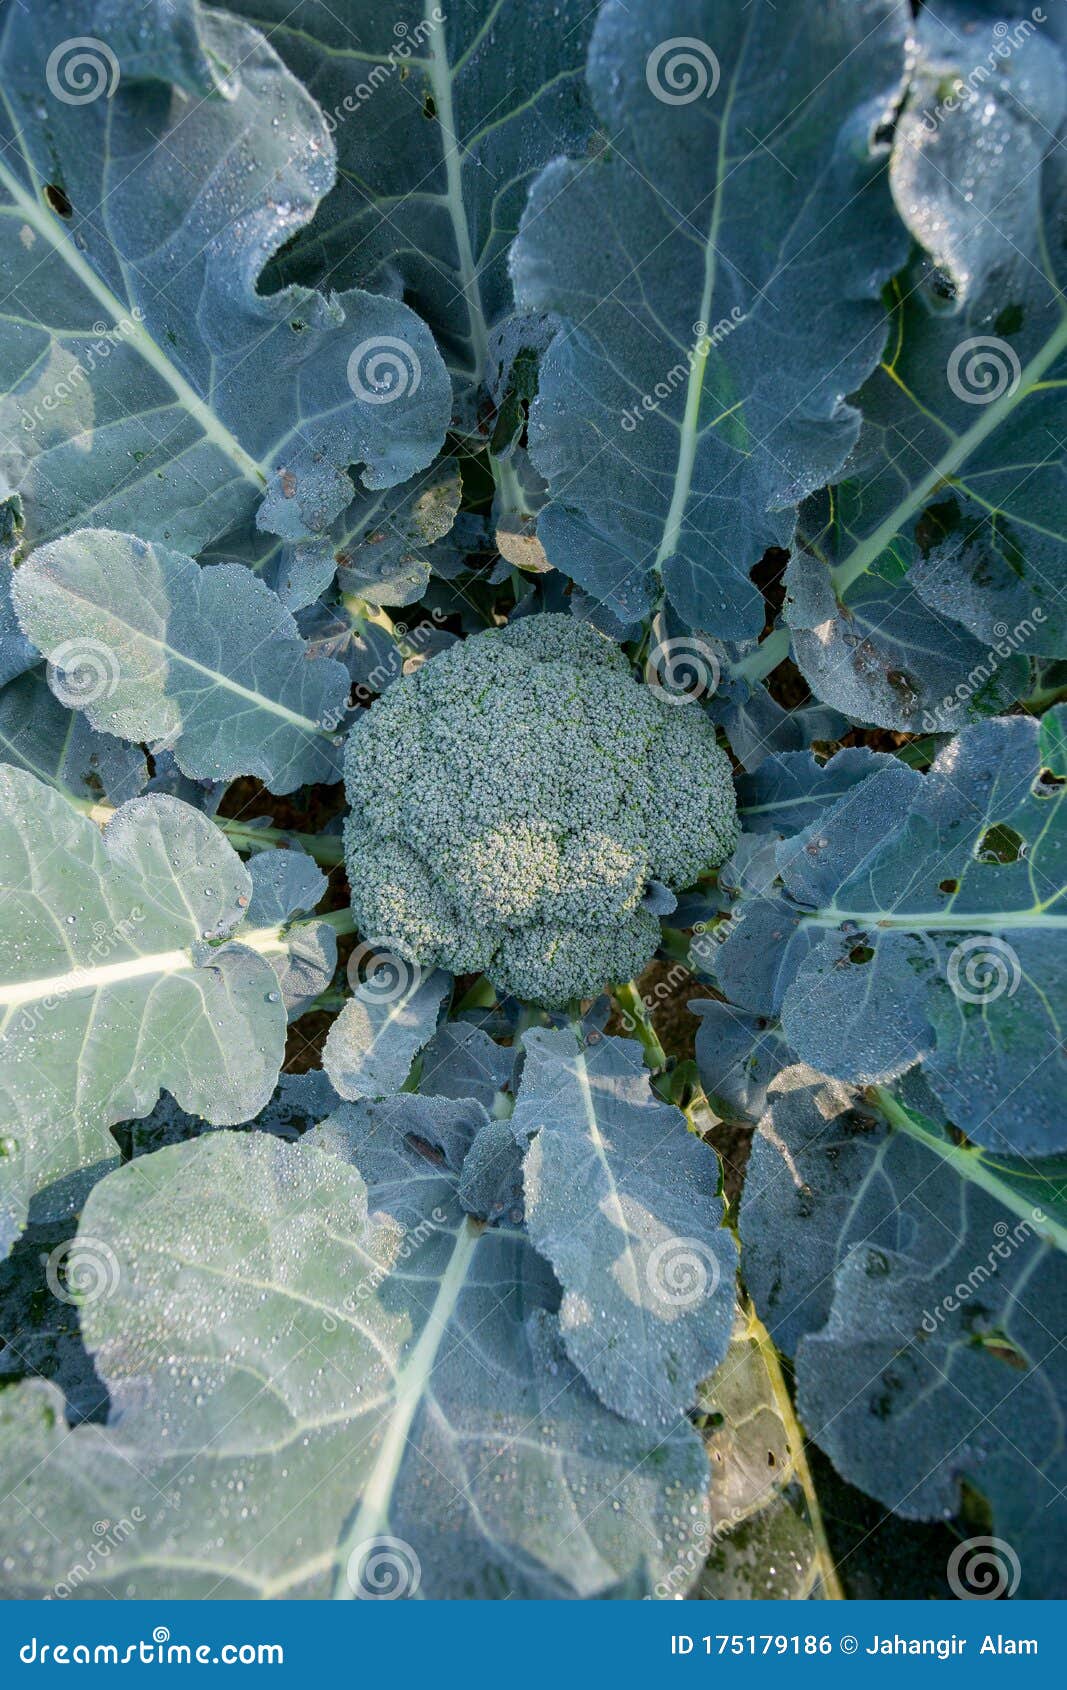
[343,614,737,1007]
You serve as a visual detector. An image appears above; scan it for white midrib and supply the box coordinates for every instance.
[654,64,739,572]
[426,0,489,385]
[803,909,1067,931]
[333,1215,481,1598]
[831,311,1067,596]
[0,923,289,1009]
[0,156,268,488]
[38,578,332,738]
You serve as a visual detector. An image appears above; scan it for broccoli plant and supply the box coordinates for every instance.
[0,0,1063,1608]
[344,614,738,1005]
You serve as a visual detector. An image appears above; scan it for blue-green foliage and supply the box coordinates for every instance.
[0,0,1063,1604]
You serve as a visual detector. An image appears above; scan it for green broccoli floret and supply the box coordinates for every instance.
[343,614,738,1007]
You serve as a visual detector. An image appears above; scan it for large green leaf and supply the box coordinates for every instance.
[0,770,288,1249]
[515,1027,736,1427]
[711,713,1067,1157]
[786,5,1067,727]
[741,1068,1067,1598]
[0,1123,711,1597]
[12,530,350,792]
[0,0,450,560]
[227,0,598,414]
[510,0,909,635]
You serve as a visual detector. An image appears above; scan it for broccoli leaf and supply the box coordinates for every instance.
[240,849,336,1018]
[0,668,146,805]
[736,747,902,837]
[741,1069,1067,1597]
[693,1303,823,1599]
[515,1026,736,1427]
[0,557,35,689]
[0,1127,711,1598]
[787,7,1066,727]
[0,771,288,1249]
[510,0,909,635]
[714,714,1067,1157]
[323,966,451,1099]
[228,0,598,414]
[418,1021,514,1111]
[0,0,450,561]
[13,530,351,792]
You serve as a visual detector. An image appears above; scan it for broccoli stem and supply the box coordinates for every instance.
[730,624,791,683]
[611,981,668,1073]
